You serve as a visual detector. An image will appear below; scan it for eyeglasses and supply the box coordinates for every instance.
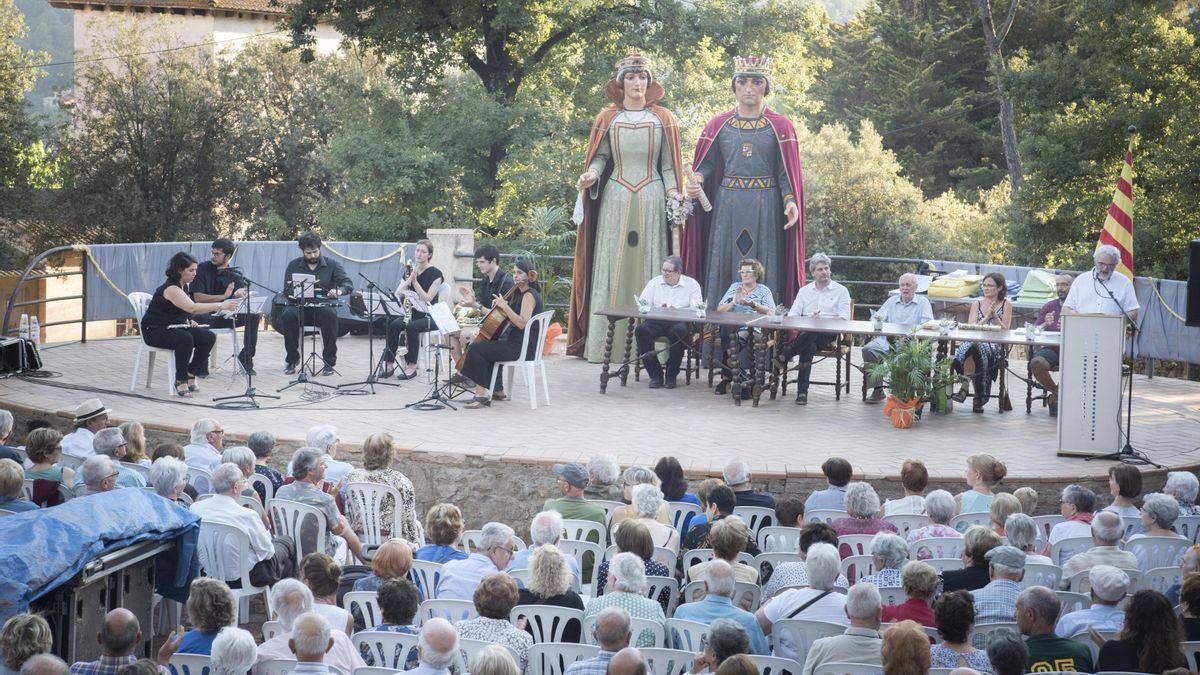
[738,270,756,275]
[662,268,679,274]
[105,472,119,481]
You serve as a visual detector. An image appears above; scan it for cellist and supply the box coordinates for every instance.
[457,259,543,409]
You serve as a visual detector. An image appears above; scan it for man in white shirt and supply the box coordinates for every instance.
[257,580,365,674]
[634,255,703,389]
[191,462,296,586]
[1063,244,1139,322]
[435,522,516,601]
[1054,565,1129,637]
[780,253,852,405]
[861,273,934,403]
[183,418,224,475]
[286,424,353,483]
[60,398,109,459]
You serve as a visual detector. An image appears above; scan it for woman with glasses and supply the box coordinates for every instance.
[715,258,774,398]
[951,271,1012,412]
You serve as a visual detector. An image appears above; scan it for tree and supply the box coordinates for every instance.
[0,0,45,187]
[973,0,1023,197]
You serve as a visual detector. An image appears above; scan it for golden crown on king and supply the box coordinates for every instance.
[733,55,773,77]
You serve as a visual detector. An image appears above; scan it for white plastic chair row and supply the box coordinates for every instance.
[527,642,601,675]
[583,613,665,648]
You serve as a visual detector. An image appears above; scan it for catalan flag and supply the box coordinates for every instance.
[1097,139,1135,280]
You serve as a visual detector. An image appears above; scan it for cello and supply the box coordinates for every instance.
[454,285,518,372]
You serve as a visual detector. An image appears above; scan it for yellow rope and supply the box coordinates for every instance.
[323,243,407,264]
[1148,277,1187,323]
[71,244,128,299]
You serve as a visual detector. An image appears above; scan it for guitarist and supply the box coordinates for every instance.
[380,239,443,379]
[447,245,514,373]
[458,259,543,409]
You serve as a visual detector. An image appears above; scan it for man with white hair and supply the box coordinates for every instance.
[183,418,224,473]
[972,545,1026,623]
[1058,510,1138,589]
[779,253,852,405]
[288,613,334,672]
[61,398,109,459]
[564,607,631,675]
[149,457,190,501]
[210,627,257,675]
[506,511,581,584]
[1164,471,1200,516]
[191,462,296,586]
[673,559,769,654]
[73,428,144,489]
[1054,565,1129,637]
[77,455,118,496]
[802,583,884,675]
[435,521,516,601]
[1062,244,1139,322]
[860,273,933,403]
[286,425,352,483]
[722,459,774,508]
[0,409,21,463]
[584,552,667,648]
[275,447,365,564]
[584,454,623,502]
[406,617,457,675]
[256,579,365,673]
[21,654,70,675]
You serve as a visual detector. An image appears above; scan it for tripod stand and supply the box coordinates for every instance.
[214,276,279,409]
[338,272,402,394]
[279,279,338,393]
[406,344,457,410]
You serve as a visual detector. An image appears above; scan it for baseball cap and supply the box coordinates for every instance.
[553,463,589,488]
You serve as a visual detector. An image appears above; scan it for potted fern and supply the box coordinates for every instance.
[864,337,935,428]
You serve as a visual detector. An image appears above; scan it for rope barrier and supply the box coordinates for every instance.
[1148,278,1187,323]
[323,243,408,264]
[71,244,128,299]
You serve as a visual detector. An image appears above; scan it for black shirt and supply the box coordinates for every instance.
[516,589,585,643]
[141,280,191,328]
[735,490,777,509]
[940,563,990,593]
[192,260,244,299]
[282,255,352,298]
[403,266,443,310]
[479,270,515,310]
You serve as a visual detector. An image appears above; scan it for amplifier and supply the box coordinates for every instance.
[0,336,42,374]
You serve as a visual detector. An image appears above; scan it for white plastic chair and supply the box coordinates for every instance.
[969,622,1019,650]
[1176,515,1200,542]
[877,586,905,606]
[419,598,477,625]
[343,482,403,553]
[120,462,151,480]
[270,498,328,568]
[1067,568,1141,594]
[58,453,85,471]
[562,518,607,549]
[909,537,964,560]
[759,526,803,553]
[667,618,710,652]
[733,505,776,542]
[753,654,804,675]
[559,539,604,588]
[187,466,214,495]
[806,509,848,524]
[949,511,991,532]
[351,630,419,670]
[457,638,519,674]
[343,591,383,630]
[168,653,211,675]
[1070,629,1117,663]
[641,648,693,675]
[1123,535,1192,571]
[262,620,284,640]
[1121,516,1142,540]
[1139,565,1181,593]
[1056,590,1090,614]
[771,619,845,666]
[21,479,33,501]
[584,613,664,648]
[509,604,585,644]
[644,575,680,617]
[837,534,875,557]
[924,557,964,573]
[651,545,677,570]
[1022,562,1064,589]
[593,500,624,528]
[196,521,269,623]
[237,494,265,518]
[732,581,763,612]
[487,309,553,409]
[1182,641,1200,672]
[840,554,875,584]
[409,559,443,600]
[883,514,929,538]
[252,659,298,675]
[461,529,527,553]
[1032,514,1066,540]
[668,501,703,532]
[128,291,177,391]
[527,642,601,675]
[1050,536,1095,567]
[682,548,755,572]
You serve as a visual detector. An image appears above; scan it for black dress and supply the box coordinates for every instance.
[459,287,543,392]
[516,588,585,643]
[384,265,443,366]
[141,280,216,382]
[940,563,991,592]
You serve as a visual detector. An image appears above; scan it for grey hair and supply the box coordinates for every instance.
[80,455,115,488]
[1165,472,1200,502]
[899,272,918,286]
[247,431,275,459]
[703,559,736,598]
[621,465,657,487]
[469,645,518,675]
[808,253,832,271]
[1142,492,1180,529]
[290,447,323,481]
[1004,513,1039,552]
[417,619,458,669]
[1018,585,1060,625]
[289,613,331,660]
[609,552,646,593]
[0,410,12,438]
[844,482,881,519]
[1061,484,1096,513]
[1094,244,1121,263]
[631,483,664,519]
[220,446,255,473]
[707,618,749,664]
[593,607,631,649]
[722,459,750,486]
[805,542,840,591]
[589,455,620,485]
[479,522,515,552]
[870,533,908,569]
[1091,511,1124,544]
[991,562,1023,578]
[305,424,338,452]
[269,579,313,631]
[663,256,684,274]
[925,490,956,524]
[92,427,125,457]
[150,457,188,498]
[191,418,220,445]
[845,582,882,619]
[985,629,1029,675]
[528,511,563,546]
[210,463,244,495]
[210,627,257,675]
[19,654,69,675]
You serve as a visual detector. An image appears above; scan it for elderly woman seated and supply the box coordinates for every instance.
[585,553,668,648]
[455,574,533,674]
[1126,493,1190,571]
[831,481,898,540]
[610,465,670,529]
[177,578,237,655]
[930,590,994,671]
[594,520,672,612]
[1164,471,1200,516]
[0,459,36,512]
[688,516,758,585]
[23,428,74,490]
[515,545,584,642]
[858,532,909,587]
[342,432,421,543]
[612,483,679,552]
[907,489,963,560]
[881,620,932,675]
[1005,513,1052,565]
[209,628,257,675]
[149,456,190,503]
[880,561,938,627]
[989,493,1021,537]
[755,543,848,662]
[415,503,468,564]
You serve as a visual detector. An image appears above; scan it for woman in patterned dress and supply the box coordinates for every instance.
[952,272,1012,413]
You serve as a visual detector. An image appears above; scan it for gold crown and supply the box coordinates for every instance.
[615,53,653,75]
[733,55,772,77]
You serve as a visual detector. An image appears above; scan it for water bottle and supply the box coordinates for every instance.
[30,317,40,343]
[18,314,29,340]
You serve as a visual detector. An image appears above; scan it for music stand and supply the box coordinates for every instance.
[214,278,278,409]
[338,273,402,394]
[405,303,462,411]
[278,278,338,393]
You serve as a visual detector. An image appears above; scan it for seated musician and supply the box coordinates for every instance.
[279,232,352,376]
[192,238,259,375]
[458,259,543,409]
[950,272,1013,413]
[141,252,239,397]
[779,252,852,406]
[635,255,702,390]
[1028,273,1072,417]
[861,273,933,403]
[380,238,442,380]
[715,258,774,399]
[445,245,514,370]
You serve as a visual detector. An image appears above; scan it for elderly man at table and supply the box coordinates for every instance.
[73,428,144,489]
[1062,244,1139,324]
[635,255,703,390]
[1028,273,1073,417]
[802,583,884,675]
[861,273,933,403]
[61,398,109,459]
[435,521,516,601]
[564,607,631,675]
[972,545,1026,623]
[1054,565,1129,638]
[507,510,581,588]
[1057,511,1138,589]
[191,462,296,586]
[673,560,769,654]
[778,253,852,405]
[257,580,364,674]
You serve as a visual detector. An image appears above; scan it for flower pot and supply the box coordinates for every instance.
[883,395,922,428]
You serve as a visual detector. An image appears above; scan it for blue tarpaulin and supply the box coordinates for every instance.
[0,490,200,622]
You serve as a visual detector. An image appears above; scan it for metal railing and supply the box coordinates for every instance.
[2,246,90,342]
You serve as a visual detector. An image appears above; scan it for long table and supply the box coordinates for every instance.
[595,305,1060,407]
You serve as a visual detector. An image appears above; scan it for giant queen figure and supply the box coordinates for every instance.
[567,54,686,362]
[682,56,806,308]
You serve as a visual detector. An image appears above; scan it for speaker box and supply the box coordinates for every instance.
[1188,238,1200,327]
[0,337,42,374]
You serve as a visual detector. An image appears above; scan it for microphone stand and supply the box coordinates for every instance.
[338,272,401,394]
[1084,270,1163,467]
[279,278,338,393]
[215,276,280,409]
[406,343,457,411]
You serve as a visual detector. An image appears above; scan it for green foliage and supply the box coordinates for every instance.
[0,0,46,188]
[864,335,935,401]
